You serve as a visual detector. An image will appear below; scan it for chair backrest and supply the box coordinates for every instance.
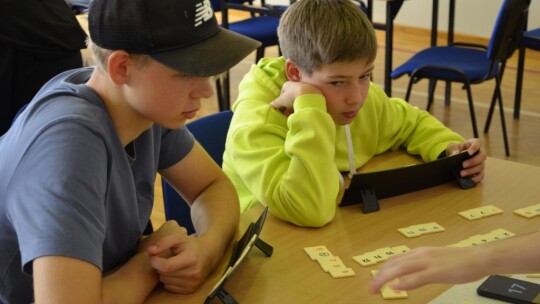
[487,0,531,61]
[162,110,234,234]
[210,0,248,11]
[220,0,285,28]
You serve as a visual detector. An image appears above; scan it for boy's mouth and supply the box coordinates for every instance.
[342,110,359,119]
[182,109,199,119]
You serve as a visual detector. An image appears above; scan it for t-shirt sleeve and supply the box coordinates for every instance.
[157,126,195,170]
[7,121,108,274]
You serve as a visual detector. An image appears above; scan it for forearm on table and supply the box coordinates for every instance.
[101,252,159,303]
[190,175,239,269]
[390,99,464,161]
[482,231,540,275]
[33,252,158,304]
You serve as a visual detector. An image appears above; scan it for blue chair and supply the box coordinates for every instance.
[218,0,285,63]
[212,0,287,111]
[391,0,531,156]
[513,27,540,119]
[162,110,234,235]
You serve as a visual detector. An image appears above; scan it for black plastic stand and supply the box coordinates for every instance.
[205,208,273,304]
[205,238,273,304]
[360,188,380,213]
[214,288,238,304]
[339,151,477,212]
[254,238,273,257]
[453,169,477,189]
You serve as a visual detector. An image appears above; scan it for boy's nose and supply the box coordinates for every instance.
[346,87,364,105]
[194,78,214,99]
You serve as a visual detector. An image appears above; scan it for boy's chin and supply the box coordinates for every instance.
[158,119,187,130]
[333,117,356,126]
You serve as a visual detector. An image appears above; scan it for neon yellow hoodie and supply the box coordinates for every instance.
[222,57,464,227]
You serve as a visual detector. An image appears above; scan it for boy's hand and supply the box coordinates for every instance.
[370,246,485,292]
[139,220,188,255]
[270,81,322,117]
[145,221,213,294]
[446,138,486,183]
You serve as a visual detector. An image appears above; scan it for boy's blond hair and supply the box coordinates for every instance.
[87,39,150,73]
[278,0,377,74]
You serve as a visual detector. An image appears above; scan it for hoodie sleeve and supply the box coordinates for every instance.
[361,85,465,162]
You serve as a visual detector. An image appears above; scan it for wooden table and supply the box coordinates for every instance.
[146,155,540,303]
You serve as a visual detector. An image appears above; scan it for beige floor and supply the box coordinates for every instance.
[151,23,540,227]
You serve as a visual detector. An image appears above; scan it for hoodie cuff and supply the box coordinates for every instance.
[293,94,327,113]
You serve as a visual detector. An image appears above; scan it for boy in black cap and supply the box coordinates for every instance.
[0,0,260,302]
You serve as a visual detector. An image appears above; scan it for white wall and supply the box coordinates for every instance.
[269,0,540,39]
[382,0,540,39]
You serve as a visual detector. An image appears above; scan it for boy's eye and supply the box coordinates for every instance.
[330,81,344,87]
[360,73,371,81]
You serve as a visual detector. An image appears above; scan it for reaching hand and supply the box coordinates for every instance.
[370,246,486,292]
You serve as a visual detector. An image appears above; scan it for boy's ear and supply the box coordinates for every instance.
[285,59,302,82]
[107,51,131,85]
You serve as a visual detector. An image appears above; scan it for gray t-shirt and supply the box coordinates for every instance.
[0,67,195,303]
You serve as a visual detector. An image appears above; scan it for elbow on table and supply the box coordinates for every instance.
[269,189,338,227]
[297,214,334,228]
[280,206,336,228]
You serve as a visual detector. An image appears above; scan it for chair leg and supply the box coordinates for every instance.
[426,79,437,111]
[404,76,415,102]
[218,71,231,111]
[485,61,508,133]
[514,47,526,119]
[444,81,451,106]
[256,47,265,63]
[484,78,510,156]
[215,77,224,111]
[495,78,510,156]
[464,84,479,138]
[427,79,435,107]
[484,86,497,133]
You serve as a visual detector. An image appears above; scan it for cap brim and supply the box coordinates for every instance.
[150,28,261,77]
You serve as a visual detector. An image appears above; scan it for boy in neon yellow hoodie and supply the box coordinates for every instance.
[222,0,487,227]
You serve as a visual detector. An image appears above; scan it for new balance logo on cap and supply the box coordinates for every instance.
[195,0,214,27]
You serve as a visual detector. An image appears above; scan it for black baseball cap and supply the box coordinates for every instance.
[88,0,261,76]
